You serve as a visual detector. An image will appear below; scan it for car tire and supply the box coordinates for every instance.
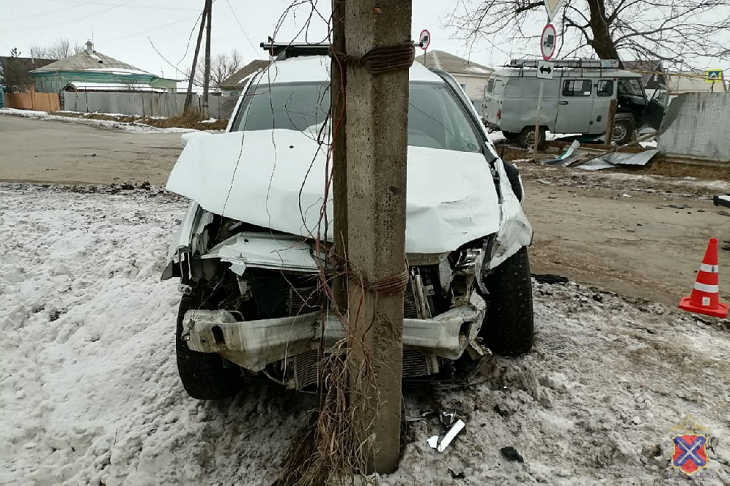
[502,131,520,141]
[612,119,634,146]
[518,127,546,150]
[176,296,241,400]
[478,247,534,355]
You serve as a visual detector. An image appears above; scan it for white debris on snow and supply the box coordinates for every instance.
[0,108,194,134]
[1,184,728,485]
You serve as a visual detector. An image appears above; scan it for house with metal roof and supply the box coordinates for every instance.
[30,41,177,93]
[414,50,493,115]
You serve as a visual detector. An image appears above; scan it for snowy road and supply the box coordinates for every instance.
[0,184,728,485]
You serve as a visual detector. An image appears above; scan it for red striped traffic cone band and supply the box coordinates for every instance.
[679,238,728,319]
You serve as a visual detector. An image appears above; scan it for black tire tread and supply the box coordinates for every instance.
[479,247,534,355]
[176,297,240,400]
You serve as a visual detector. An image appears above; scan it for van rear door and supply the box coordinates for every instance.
[588,79,615,134]
[556,79,594,134]
[482,77,505,127]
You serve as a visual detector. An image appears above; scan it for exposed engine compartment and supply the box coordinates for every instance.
[172,211,489,390]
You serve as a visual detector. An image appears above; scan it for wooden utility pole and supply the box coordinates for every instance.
[343,0,411,474]
[605,98,618,145]
[202,0,212,118]
[184,7,207,114]
[331,0,348,310]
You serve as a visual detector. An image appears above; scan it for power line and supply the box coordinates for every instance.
[0,0,99,23]
[101,13,201,45]
[3,0,137,33]
[47,0,199,11]
[225,0,258,53]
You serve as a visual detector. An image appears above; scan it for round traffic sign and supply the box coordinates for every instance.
[541,24,557,61]
[419,29,431,51]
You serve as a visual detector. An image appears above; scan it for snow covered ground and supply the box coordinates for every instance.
[0,109,195,134]
[1,183,728,485]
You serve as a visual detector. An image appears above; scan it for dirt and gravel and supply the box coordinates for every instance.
[0,184,727,485]
[0,114,182,186]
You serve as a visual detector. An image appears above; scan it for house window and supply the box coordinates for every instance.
[562,79,592,97]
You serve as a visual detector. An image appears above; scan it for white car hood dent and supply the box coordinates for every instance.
[166,130,504,254]
[201,233,321,275]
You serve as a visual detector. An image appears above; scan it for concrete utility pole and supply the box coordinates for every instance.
[343,0,411,474]
[184,7,207,115]
[331,0,348,310]
[202,0,212,118]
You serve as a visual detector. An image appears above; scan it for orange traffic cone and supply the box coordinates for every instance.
[679,238,728,318]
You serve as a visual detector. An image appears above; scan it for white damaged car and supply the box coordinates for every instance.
[163,48,534,399]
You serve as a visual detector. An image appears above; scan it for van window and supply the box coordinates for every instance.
[562,80,592,97]
[492,79,505,95]
[597,80,614,97]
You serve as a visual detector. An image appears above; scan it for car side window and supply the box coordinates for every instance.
[562,80,592,97]
[597,80,614,97]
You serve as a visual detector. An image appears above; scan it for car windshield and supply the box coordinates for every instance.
[232,81,482,153]
[618,78,643,96]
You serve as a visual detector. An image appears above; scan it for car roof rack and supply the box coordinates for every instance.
[508,58,620,69]
[260,41,425,60]
[260,42,330,59]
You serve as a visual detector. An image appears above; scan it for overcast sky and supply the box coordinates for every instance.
[0,1,727,78]
[0,0,524,78]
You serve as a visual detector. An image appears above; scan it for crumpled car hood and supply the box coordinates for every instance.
[166,130,501,254]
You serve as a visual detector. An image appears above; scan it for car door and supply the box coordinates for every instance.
[642,84,668,130]
[555,78,594,134]
[588,79,615,134]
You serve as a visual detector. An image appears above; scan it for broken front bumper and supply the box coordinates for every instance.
[181,292,486,371]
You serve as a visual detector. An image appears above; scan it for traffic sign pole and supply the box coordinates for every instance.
[533,80,544,154]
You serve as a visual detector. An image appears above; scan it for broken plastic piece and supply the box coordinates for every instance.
[440,411,457,427]
[427,436,439,449]
[437,419,465,452]
[500,446,524,462]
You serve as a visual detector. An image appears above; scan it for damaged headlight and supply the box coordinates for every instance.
[438,247,485,307]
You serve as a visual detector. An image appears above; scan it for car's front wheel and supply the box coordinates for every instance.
[478,247,534,355]
[176,295,241,399]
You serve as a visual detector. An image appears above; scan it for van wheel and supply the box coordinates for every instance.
[477,247,534,355]
[502,131,520,141]
[612,119,634,146]
[518,127,546,150]
[176,296,241,400]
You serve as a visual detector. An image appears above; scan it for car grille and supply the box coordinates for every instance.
[292,349,432,391]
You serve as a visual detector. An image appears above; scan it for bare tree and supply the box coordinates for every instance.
[186,49,244,89]
[1,48,35,92]
[30,39,84,60]
[448,0,730,69]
